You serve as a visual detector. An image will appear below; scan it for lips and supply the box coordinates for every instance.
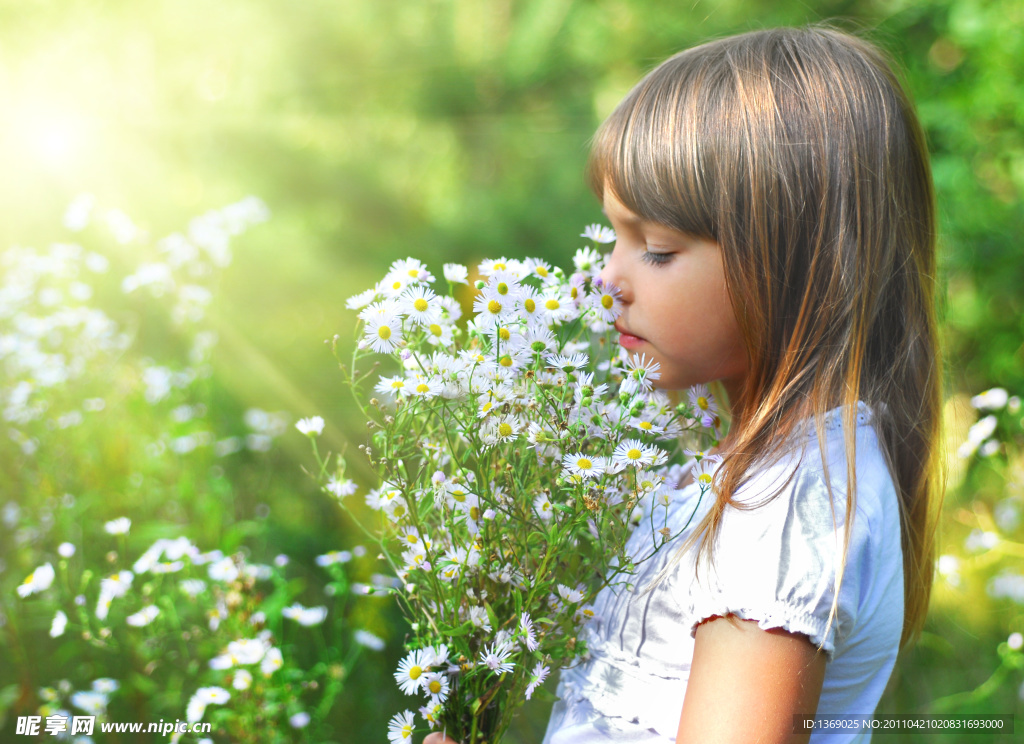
[614,322,646,349]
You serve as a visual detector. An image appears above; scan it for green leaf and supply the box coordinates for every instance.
[437,620,475,636]
[484,599,499,632]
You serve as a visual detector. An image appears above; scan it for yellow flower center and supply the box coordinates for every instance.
[377,326,392,340]
[429,680,442,693]
[414,298,429,312]
[409,665,422,680]
[498,422,513,437]
[641,479,654,490]
[403,725,413,737]
[639,421,652,430]
[493,262,507,271]
[545,299,560,311]
[498,327,511,340]
[429,324,442,337]
[697,396,709,410]
[406,533,418,543]
[392,281,402,290]
[601,295,614,309]
[496,282,509,295]
[698,473,713,486]
[627,448,642,460]
[499,355,513,368]
[570,286,578,299]
[487,300,502,314]
[524,298,536,313]
[393,504,406,517]
[536,266,548,276]
[469,506,480,520]
[391,380,405,389]
[577,458,592,470]
[416,383,430,393]
[407,269,419,278]
[451,489,466,502]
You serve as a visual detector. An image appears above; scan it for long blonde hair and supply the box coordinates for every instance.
[588,26,942,650]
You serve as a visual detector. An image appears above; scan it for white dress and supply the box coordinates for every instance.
[542,402,903,743]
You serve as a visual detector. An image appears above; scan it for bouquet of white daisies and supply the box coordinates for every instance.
[303,225,722,744]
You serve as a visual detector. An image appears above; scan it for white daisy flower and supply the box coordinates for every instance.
[358,299,400,322]
[49,610,68,638]
[389,257,433,283]
[525,661,551,700]
[589,282,623,323]
[261,647,284,676]
[290,711,311,729]
[400,286,442,326]
[545,352,589,372]
[692,456,722,493]
[622,353,662,394]
[387,710,416,743]
[557,583,586,604]
[325,477,357,498]
[573,246,604,274]
[485,270,523,301]
[71,690,109,716]
[688,384,718,418]
[58,542,76,558]
[374,375,410,401]
[635,470,666,494]
[354,629,386,651]
[180,579,207,597]
[283,604,328,626]
[379,273,412,298]
[316,550,353,566]
[394,649,430,695]
[407,376,443,399]
[345,287,379,310]
[611,439,658,469]
[477,257,519,277]
[479,638,515,674]
[363,315,403,354]
[208,557,239,582]
[126,605,160,627]
[581,223,616,243]
[104,517,131,535]
[421,671,449,704]
[233,669,253,690]
[971,387,1008,410]
[519,611,539,652]
[533,493,554,522]
[423,321,454,347]
[538,289,574,323]
[295,416,324,436]
[17,562,55,598]
[186,687,230,723]
[443,263,469,284]
[527,257,558,283]
[513,287,544,326]
[561,453,605,480]
[472,291,513,328]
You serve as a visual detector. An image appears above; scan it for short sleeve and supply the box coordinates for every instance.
[677,461,861,661]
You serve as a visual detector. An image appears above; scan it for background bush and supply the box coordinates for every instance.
[1,0,1021,741]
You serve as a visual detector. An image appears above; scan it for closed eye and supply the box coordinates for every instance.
[640,249,674,266]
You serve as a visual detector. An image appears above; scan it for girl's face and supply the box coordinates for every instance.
[599,187,749,401]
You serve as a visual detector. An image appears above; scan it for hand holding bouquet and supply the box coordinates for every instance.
[304,226,721,743]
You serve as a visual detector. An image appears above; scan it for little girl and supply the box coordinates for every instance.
[428,24,941,744]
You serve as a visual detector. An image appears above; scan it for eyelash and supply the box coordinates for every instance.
[640,249,674,266]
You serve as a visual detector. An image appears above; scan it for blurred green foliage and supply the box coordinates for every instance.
[1,0,1022,741]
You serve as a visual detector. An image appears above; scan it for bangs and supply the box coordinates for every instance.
[586,49,726,242]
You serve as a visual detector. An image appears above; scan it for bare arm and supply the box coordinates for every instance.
[676,614,827,744]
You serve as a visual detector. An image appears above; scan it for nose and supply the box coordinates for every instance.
[599,241,630,303]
